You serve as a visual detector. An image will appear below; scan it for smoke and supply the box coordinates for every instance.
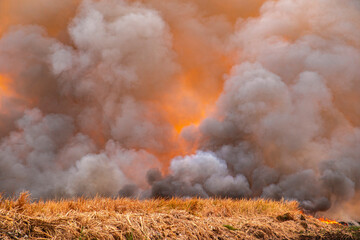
[0,0,360,217]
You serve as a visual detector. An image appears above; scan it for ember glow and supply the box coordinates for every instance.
[0,0,360,219]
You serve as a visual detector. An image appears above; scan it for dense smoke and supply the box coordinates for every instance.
[0,0,360,218]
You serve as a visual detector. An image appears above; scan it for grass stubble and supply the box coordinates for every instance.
[0,192,359,239]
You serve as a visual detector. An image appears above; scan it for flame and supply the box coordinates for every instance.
[318,217,340,225]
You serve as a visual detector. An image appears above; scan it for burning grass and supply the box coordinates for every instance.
[0,192,358,239]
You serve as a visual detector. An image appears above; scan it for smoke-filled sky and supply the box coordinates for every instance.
[0,0,360,219]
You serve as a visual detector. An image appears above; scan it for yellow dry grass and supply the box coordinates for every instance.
[0,192,356,239]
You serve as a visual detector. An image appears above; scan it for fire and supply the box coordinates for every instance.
[318,218,340,225]
[1,0,359,210]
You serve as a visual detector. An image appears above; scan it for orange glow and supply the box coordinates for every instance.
[318,217,340,225]
[151,41,234,171]
[0,0,240,173]
[0,0,80,38]
[0,75,16,113]
[0,75,12,94]
[0,74,32,117]
[162,80,212,134]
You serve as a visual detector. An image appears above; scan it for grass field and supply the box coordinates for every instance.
[0,192,359,239]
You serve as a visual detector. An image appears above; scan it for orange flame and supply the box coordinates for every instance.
[318,217,340,225]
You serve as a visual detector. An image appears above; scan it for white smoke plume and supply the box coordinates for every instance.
[0,0,360,218]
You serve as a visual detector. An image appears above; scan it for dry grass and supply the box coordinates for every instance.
[0,192,357,239]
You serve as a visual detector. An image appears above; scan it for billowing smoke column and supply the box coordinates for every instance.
[0,0,360,217]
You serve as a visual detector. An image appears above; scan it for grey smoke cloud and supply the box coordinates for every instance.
[0,0,359,218]
[147,0,360,216]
